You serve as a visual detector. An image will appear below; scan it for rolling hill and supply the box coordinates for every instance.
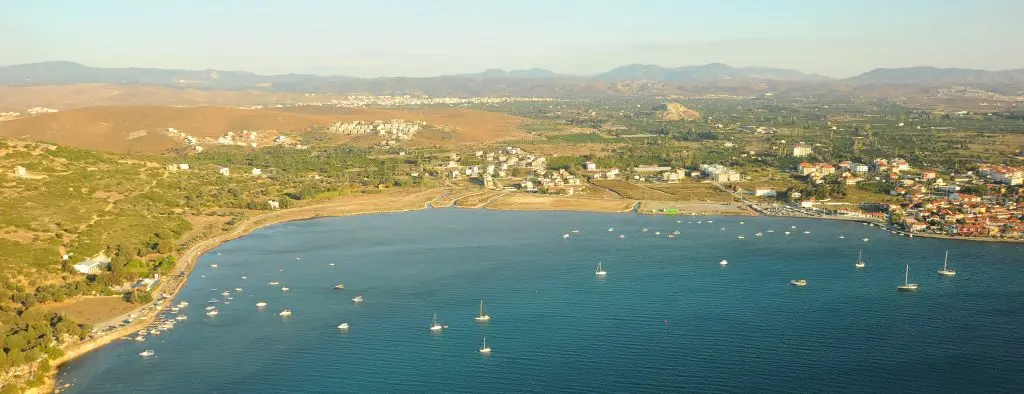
[0,105,530,153]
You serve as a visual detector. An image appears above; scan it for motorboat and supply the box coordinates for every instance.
[139,350,154,357]
[206,309,219,316]
[790,279,808,287]
[352,295,364,303]
[338,322,349,330]
[279,309,292,317]
[256,301,268,307]
[719,260,728,266]
[333,283,345,290]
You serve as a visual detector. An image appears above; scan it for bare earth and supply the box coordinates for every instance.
[486,194,637,212]
[637,200,751,215]
[41,296,138,325]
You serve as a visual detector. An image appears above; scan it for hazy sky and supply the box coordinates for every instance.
[2,0,1023,78]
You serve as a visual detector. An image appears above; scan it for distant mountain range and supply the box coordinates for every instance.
[1,61,1022,97]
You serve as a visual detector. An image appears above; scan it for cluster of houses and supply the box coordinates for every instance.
[892,197,1024,239]
[795,158,916,186]
[324,119,424,147]
[216,130,260,147]
[27,107,59,115]
[440,147,585,194]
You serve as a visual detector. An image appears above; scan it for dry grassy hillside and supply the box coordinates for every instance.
[0,105,530,153]
[0,83,325,112]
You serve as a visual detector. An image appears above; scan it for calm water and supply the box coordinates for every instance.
[58,209,1024,393]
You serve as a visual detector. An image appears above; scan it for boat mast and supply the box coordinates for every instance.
[479,300,484,317]
[905,264,910,284]
[943,250,949,270]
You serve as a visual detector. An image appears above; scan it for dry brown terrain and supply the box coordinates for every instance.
[41,296,138,325]
[0,105,529,153]
[637,201,749,215]
[0,83,328,112]
[486,194,636,212]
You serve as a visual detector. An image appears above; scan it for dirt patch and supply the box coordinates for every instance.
[486,194,635,212]
[591,180,679,200]
[638,200,749,215]
[42,296,137,325]
[647,182,735,202]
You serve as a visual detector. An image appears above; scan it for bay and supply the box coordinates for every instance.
[57,209,1024,393]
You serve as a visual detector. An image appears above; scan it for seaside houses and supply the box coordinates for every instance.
[73,255,112,275]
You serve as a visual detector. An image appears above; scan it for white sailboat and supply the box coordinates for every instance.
[279,309,292,317]
[595,262,607,276]
[854,250,866,269]
[479,337,492,354]
[790,279,808,287]
[256,301,267,308]
[337,322,349,330]
[719,259,728,266]
[429,314,443,331]
[474,300,491,322]
[352,295,364,303]
[897,264,919,292]
[937,250,957,277]
[139,350,154,357]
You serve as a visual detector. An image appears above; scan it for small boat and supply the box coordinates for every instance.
[338,322,349,330]
[352,295,364,303]
[210,264,218,268]
[139,350,154,357]
[134,335,146,342]
[234,288,242,292]
[333,283,345,290]
[474,300,491,322]
[571,229,580,233]
[241,276,247,280]
[608,227,614,232]
[667,234,675,238]
[256,301,267,308]
[429,314,443,331]
[791,226,797,229]
[563,233,570,239]
[642,228,649,232]
[205,305,216,311]
[479,337,492,354]
[281,287,290,292]
[618,234,625,239]
[838,235,845,239]
[170,307,179,313]
[737,235,745,239]
[803,231,811,234]
[595,262,607,276]
[897,264,919,292]
[223,301,231,305]
[206,309,219,316]
[719,260,728,266]
[673,230,680,235]
[279,309,292,317]
[268,281,280,286]
[221,291,230,296]
[937,250,956,277]
[655,231,661,235]
[295,257,301,261]
[697,220,703,224]
[767,229,775,233]
[176,315,187,321]
[737,221,742,224]
[790,279,808,287]
[854,250,866,269]
[784,231,791,235]
[721,227,726,231]
[863,238,870,242]
[207,298,218,303]
[755,232,763,237]
[329,263,336,266]
[177,301,189,307]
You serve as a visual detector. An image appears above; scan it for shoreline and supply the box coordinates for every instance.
[33,189,1022,392]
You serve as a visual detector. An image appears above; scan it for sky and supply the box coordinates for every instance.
[2,0,1023,78]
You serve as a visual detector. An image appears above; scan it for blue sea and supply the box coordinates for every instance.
[57,209,1024,393]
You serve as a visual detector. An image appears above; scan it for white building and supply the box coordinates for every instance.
[251,168,262,176]
[754,188,777,197]
[268,200,280,209]
[178,163,190,170]
[218,167,230,176]
[584,161,598,171]
[73,255,111,274]
[792,142,813,157]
